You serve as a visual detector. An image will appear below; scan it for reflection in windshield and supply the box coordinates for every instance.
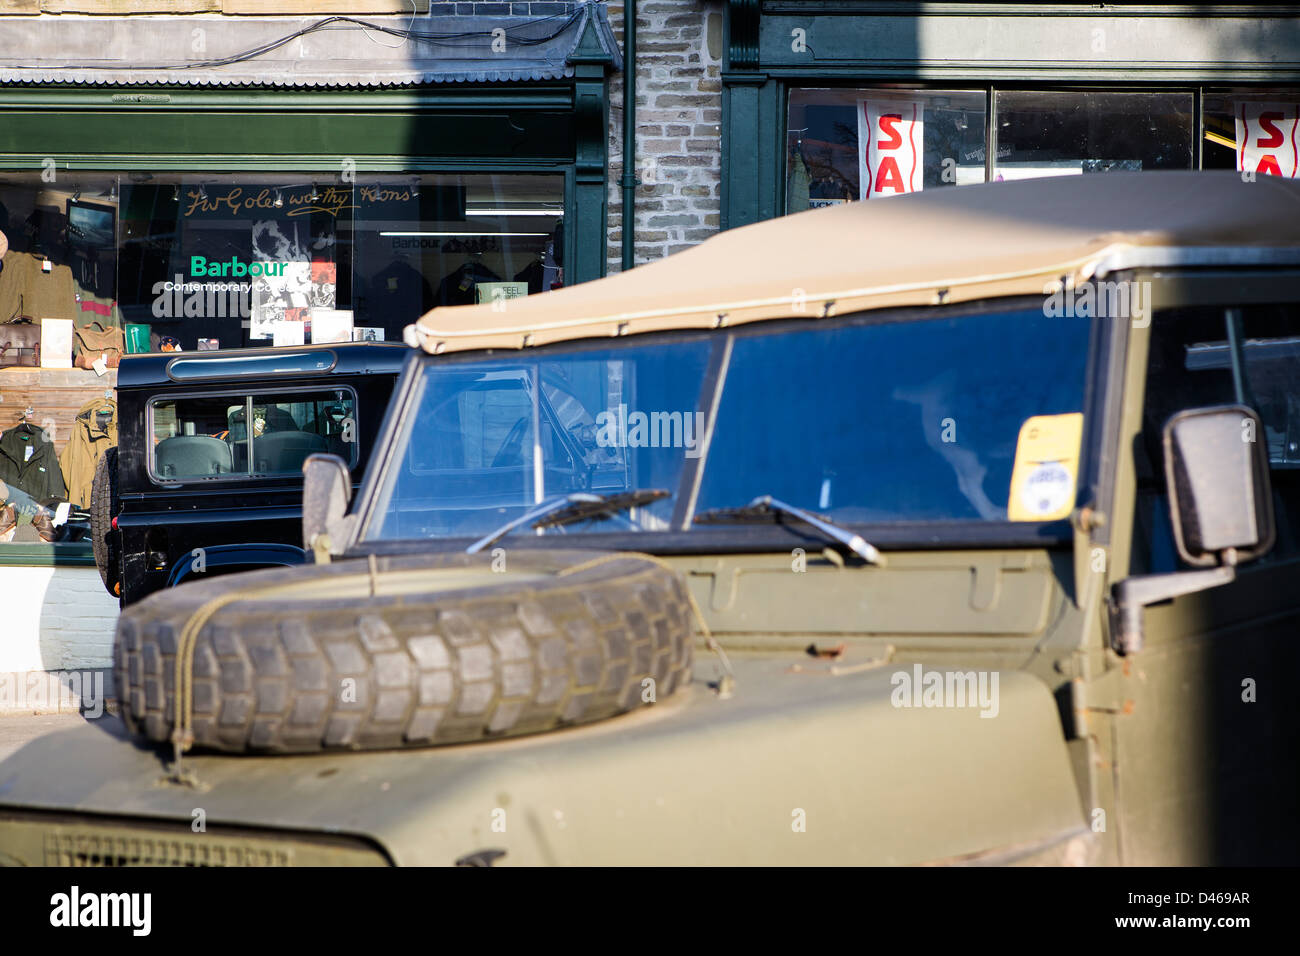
[363,307,1092,542]
[367,341,711,540]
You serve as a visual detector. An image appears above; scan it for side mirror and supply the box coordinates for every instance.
[1111,404,1275,656]
[1164,404,1274,567]
[302,453,354,561]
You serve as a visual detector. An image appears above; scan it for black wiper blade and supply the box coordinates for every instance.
[467,489,670,554]
[533,488,670,530]
[693,495,883,564]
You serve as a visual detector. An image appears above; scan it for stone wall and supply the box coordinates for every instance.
[606,0,723,270]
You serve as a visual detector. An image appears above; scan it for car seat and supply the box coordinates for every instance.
[252,430,327,474]
[156,435,233,478]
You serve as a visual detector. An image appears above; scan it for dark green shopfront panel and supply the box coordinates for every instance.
[0,110,575,161]
[0,90,576,162]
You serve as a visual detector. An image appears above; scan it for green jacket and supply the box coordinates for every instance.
[60,397,117,509]
[0,423,67,502]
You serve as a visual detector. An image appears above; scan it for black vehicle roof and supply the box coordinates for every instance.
[116,342,410,389]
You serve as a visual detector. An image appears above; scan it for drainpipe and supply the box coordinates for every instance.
[621,0,637,272]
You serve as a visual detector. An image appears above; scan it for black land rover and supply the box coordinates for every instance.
[95,342,406,605]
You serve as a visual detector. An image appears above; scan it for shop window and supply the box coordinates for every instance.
[149,388,356,482]
[786,88,987,212]
[115,172,564,349]
[992,91,1193,180]
[0,168,561,546]
[1,170,563,356]
[1202,89,1300,178]
[785,88,1202,210]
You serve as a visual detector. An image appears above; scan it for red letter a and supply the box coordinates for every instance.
[874,156,905,194]
[1256,154,1284,177]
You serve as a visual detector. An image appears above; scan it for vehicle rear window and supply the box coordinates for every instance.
[148,388,356,482]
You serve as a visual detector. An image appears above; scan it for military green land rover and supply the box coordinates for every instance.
[1,171,1297,866]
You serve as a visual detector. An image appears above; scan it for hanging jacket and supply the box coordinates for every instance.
[75,289,124,329]
[60,397,117,509]
[0,251,79,325]
[0,423,67,502]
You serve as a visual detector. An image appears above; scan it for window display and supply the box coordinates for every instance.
[786,89,987,212]
[0,169,564,548]
[1202,89,1300,177]
[785,88,1211,210]
[992,91,1193,180]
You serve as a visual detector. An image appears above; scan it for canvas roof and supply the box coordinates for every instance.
[410,171,1300,355]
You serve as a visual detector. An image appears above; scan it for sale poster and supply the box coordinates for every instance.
[858,99,925,199]
[1235,101,1299,178]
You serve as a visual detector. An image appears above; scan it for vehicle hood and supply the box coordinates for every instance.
[0,653,1087,865]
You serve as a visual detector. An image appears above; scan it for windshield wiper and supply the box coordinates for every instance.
[533,488,670,530]
[467,489,670,554]
[693,495,883,565]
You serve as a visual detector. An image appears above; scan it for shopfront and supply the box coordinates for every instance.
[721,3,1300,226]
[0,7,619,680]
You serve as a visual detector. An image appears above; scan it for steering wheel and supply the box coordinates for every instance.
[491,417,531,468]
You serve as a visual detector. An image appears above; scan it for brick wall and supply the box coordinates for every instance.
[0,566,118,713]
[607,0,723,270]
[0,567,118,674]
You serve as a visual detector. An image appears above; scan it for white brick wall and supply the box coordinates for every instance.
[0,566,118,714]
[607,0,723,270]
[0,567,118,673]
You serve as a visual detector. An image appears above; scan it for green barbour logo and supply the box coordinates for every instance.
[190,255,288,278]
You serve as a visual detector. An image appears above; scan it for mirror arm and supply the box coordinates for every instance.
[1108,557,1237,656]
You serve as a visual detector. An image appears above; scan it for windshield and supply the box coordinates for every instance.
[363,306,1092,542]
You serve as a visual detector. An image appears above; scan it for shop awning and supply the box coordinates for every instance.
[411,171,1300,355]
[0,4,619,87]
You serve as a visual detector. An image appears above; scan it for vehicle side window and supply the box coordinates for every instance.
[149,389,356,481]
[1137,305,1300,572]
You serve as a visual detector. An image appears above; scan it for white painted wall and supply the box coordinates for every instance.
[0,566,118,672]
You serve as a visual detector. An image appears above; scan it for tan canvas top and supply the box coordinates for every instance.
[411,171,1300,355]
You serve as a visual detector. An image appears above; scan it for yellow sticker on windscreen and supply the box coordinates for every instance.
[1007,413,1084,522]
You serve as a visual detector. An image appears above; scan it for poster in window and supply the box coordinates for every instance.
[1235,101,1299,179]
[249,219,338,339]
[857,99,925,199]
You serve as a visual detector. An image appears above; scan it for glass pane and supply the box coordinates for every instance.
[696,309,1092,522]
[248,390,356,475]
[366,341,712,541]
[365,310,1091,543]
[993,91,1193,180]
[1202,89,1300,176]
[114,171,563,349]
[786,88,986,212]
[151,396,246,480]
[151,389,357,480]
[167,351,335,380]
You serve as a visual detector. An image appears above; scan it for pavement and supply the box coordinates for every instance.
[0,713,93,762]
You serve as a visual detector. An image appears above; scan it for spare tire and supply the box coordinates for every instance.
[90,446,120,596]
[114,549,694,754]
